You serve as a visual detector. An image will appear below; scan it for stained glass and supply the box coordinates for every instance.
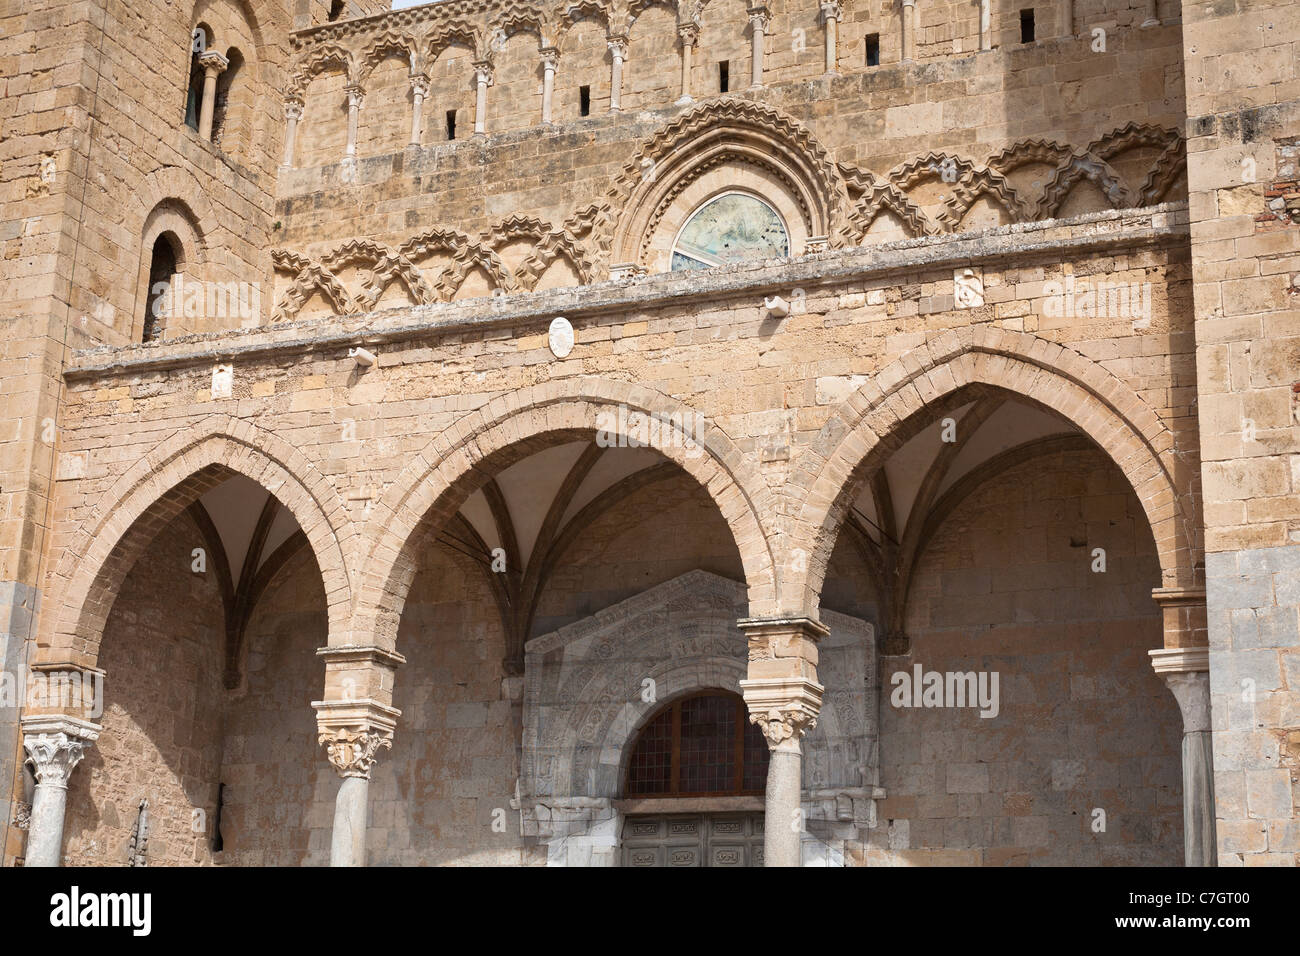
[671,193,790,270]
[625,691,769,797]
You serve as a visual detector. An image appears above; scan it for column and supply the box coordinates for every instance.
[343,84,364,159]
[901,0,917,62]
[738,617,828,868]
[281,96,304,169]
[21,715,101,867]
[978,0,992,50]
[1149,586,1215,867]
[408,73,429,147]
[820,2,842,75]
[315,701,399,867]
[677,23,699,104]
[541,48,559,123]
[473,61,494,135]
[197,50,230,142]
[747,5,769,88]
[608,36,628,111]
[1141,0,1159,27]
[1150,647,1216,866]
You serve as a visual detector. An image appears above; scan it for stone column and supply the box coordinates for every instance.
[197,50,230,142]
[314,644,405,867]
[281,96,304,169]
[677,23,699,104]
[978,0,992,50]
[1141,0,1159,27]
[739,617,828,868]
[408,73,429,147]
[608,36,628,111]
[541,48,559,123]
[1149,584,1215,868]
[21,715,100,867]
[315,702,398,867]
[820,2,842,74]
[343,84,364,159]
[473,61,494,135]
[747,5,769,88]
[901,0,917,62]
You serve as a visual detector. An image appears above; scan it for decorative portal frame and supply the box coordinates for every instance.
[518,570,879,866]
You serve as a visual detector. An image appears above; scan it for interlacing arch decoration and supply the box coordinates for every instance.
[271,251,358,321]
[485,215,596,289]
[349,378,782,654]
[34,416,354,672]
[782,327,1200,620]
[270,211,600,318]
[321,239,438,310]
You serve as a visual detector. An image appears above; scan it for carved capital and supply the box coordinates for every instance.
[344,84,365,109]
[739,676,824,751]
[21,716,101,791]
[284,96,305,122]
[409,73,430,98]
[747,5,770,30]
[678,22,700,47]
[473,60,495,86]
[540,47,560,71]
[820,1,843,22]
[319,726,393,778]
[313,698,400,779]
[608,36,629,60]
[198,49,230,76]
[1149,647,1211,734]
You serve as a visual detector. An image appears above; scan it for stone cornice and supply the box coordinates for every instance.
[64,202,1189,384]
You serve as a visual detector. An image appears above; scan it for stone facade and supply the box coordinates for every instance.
[0,0,1295,866]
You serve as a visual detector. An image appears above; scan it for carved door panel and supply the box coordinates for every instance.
[620,813,764,867]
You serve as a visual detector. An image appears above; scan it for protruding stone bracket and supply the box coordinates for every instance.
[316,643,406,709]
[1152,585,1208,649]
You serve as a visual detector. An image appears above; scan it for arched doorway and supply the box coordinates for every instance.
[621,690,769,867]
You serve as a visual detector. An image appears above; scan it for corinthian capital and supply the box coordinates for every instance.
[319,727,393,778]
[21,715,101,790]
[739,676,824,751]
[313,697,400,779]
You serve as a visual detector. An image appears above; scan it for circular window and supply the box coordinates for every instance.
[670,193,790,271]
[625,691,769,797]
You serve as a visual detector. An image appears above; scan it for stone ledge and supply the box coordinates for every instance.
[65,201,1189,382]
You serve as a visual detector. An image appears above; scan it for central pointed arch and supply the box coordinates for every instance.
[350,378,779,650]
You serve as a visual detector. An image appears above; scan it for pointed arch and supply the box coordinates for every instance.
[349,378,780,651]
[783,327,1198,618]
[36,416,353,670]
